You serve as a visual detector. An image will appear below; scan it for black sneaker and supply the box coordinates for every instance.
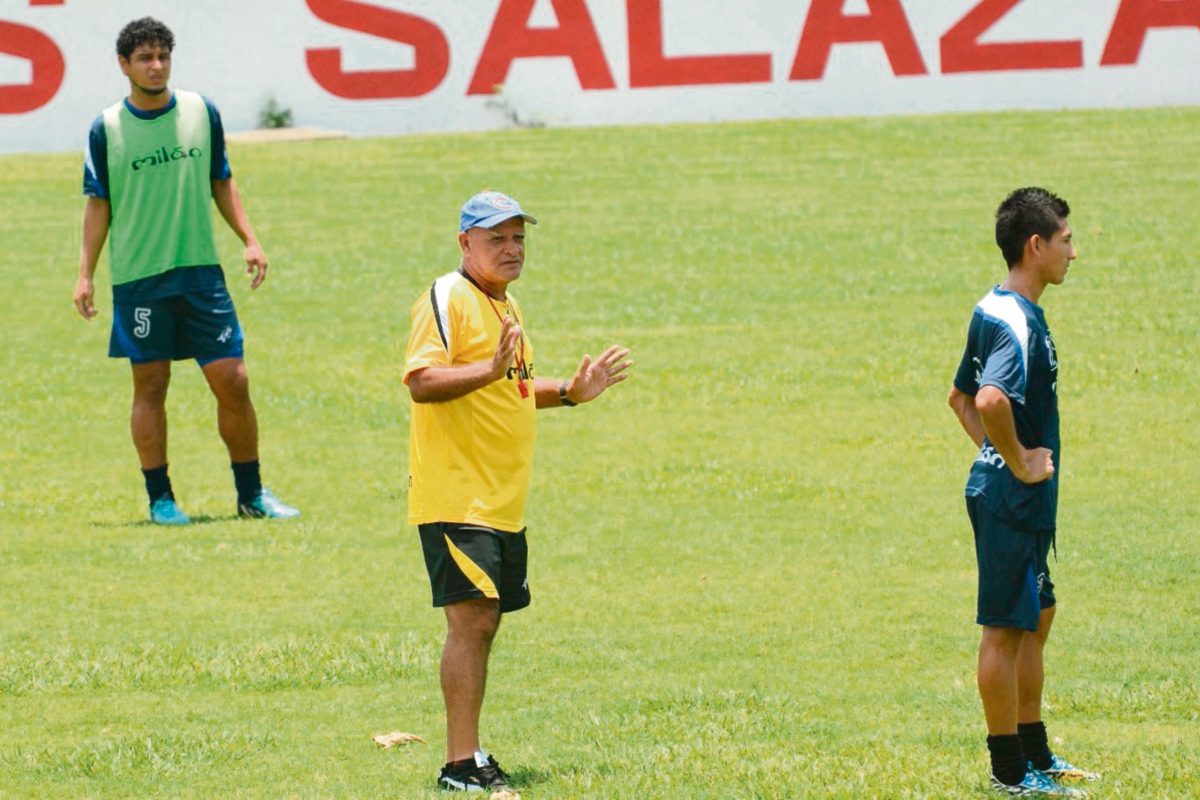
[484,754,511,784]
[437,751,512,792]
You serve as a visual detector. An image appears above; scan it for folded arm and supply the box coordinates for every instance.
[407,318,522,403]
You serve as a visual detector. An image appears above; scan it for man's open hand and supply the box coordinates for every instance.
[490,317,522,379]
[563,345,633,404]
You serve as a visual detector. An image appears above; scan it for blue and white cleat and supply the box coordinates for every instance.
[238,488,301,519]
[992,771,1087,796]
[1032,755,1101,783]
[150,496,190,525]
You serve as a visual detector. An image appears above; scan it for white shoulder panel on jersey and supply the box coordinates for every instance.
[976,290,1030,382]
[83,137,97,182]
[430,271,464,353]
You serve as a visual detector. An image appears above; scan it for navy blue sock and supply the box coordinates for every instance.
[1019,721,1054,771]
[143,465,173,504]
[232,460,262,505]
[987,734,1027,786]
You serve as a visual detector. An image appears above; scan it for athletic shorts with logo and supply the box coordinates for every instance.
[419,523,530,614]
[109,286,244,365]
[967,495,1056,632]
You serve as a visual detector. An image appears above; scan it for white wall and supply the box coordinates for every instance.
[2,0,1199,154]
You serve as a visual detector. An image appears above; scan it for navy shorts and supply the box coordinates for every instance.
[419,523,530,614]
[967,495,1056,632]
[109,287,244,365]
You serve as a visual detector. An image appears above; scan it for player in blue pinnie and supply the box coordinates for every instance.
[948,188,1100,796]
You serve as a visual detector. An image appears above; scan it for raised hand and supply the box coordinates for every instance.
[490,317,522,379]
[564,345,632,405]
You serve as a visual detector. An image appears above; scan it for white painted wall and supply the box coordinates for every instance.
[2,0,1199,154]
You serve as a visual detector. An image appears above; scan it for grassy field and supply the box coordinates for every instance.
[1,106,1198,798]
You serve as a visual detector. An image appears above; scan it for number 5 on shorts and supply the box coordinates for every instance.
[134,307,151,339]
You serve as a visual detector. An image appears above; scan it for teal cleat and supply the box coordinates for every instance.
[150,496,190,525]
[238,488,301,519]
[1032,755,1101,783]
[992,771,1087,796]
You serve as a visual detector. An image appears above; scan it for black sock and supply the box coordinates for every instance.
[143,465,173,504]
[232,459,262,505]
[447,757,475,771]
[1019,721,1054,771]
[987,733,1027,786]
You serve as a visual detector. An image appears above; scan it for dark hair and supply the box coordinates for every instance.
[116,17,174,60]
[995,187,1070,268]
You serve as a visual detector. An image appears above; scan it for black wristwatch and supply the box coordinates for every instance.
[559,381,577,407]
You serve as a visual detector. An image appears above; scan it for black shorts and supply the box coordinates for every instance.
[109,287,244,365]
[967,495,1056,632]
[419,523,530,614]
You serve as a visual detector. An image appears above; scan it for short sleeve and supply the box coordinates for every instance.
[978,326,1027,404]
[952,314,981,396]
[82,115,108,198]
[204,97,232,181]
[404,290,451,384]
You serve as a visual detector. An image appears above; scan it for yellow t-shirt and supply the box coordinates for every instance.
[404,270,537,531]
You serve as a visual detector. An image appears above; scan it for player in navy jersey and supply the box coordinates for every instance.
[949,188,1099,796]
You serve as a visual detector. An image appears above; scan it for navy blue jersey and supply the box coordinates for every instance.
[954,287,1060,529]
[82,93,231,303]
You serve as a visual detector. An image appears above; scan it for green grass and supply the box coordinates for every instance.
[2,106,1198,798]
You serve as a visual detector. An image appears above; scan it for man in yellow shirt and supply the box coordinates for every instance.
[404,192,632,794]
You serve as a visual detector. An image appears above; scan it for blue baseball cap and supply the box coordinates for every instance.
[459,191,538,233]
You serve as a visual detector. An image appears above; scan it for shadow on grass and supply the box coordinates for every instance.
[507,764,553,789]
[90,513,241,528]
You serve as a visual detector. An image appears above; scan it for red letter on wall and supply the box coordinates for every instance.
[1102,0,1200,65]
[790,0,927,80]
[469,0,615,95]
[305,0,449,99]
[0,20,65,114]
[941,0,1083,73]
[627,0,771,88]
